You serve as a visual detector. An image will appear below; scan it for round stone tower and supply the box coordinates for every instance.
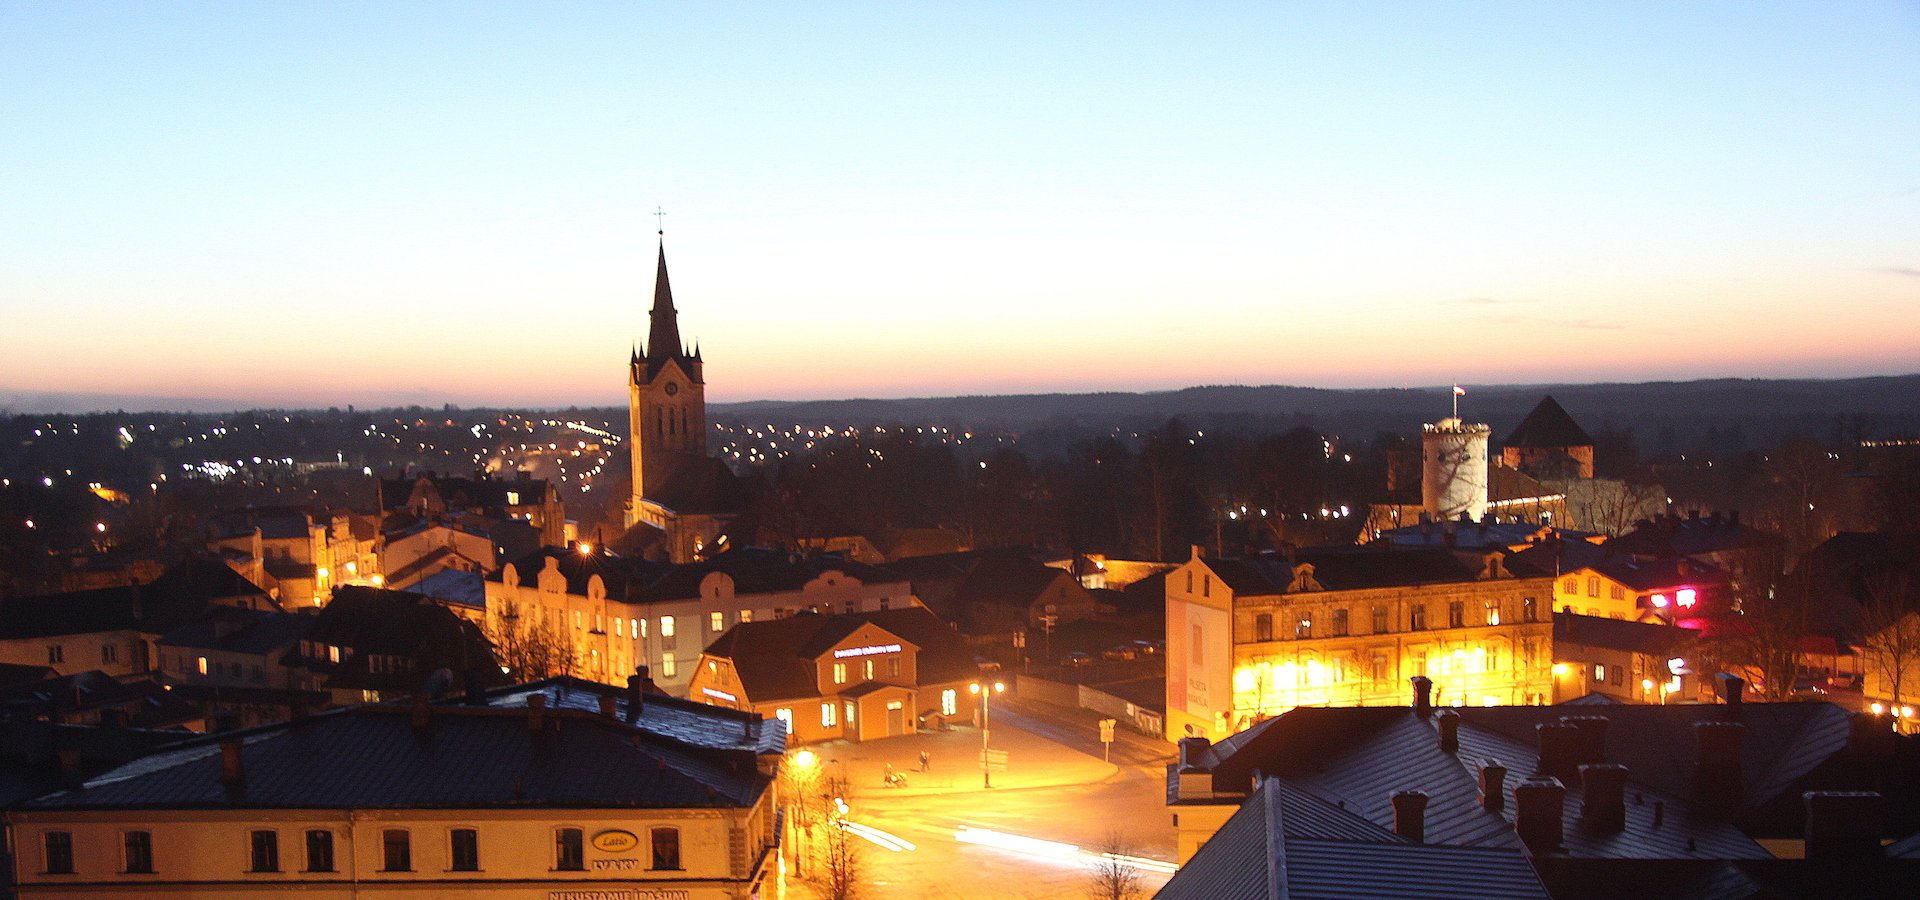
[1422,417,1491,522]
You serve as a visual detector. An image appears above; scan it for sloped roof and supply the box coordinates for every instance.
[1206,546,1515,596]
[0,557,270,639]
[24,704,769,811]
[485,676,785,757]
[1504,396,1594,449]
[702,607,975,703]
[1552,613,1700,657]
[641,450,747,516]
[156,608,312,655]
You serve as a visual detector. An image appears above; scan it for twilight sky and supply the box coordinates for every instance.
[3,2,1918,411]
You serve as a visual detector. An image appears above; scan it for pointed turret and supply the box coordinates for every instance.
[646,241,683,370]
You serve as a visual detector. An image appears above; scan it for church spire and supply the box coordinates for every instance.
[646,239,684,365]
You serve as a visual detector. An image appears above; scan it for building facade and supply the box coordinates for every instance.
[1165,546,1555,741]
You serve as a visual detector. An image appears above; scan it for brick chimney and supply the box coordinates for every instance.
[1714,672,1745,707]
[1514,777,1566,855]
[1436,709,1460,753]
[1176,737,1215,800]
[1480,760,1508,811]
[1563,715,1609,765]
[526,693,547,732]
[1579,763,1628,833]
[626,669,650,723]
[220,737,245,789]
[1411,675,1433,718]
[1694,720,1745,814]
[1536,721,1581,781]
[1391,790,1429,843]
[1804,791,1885,864]
[598,694,619,719]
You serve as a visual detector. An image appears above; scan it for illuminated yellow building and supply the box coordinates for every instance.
[1166,545,1555,741]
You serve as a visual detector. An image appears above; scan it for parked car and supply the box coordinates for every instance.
[1102,644,1139,661]
[1130,639,1164,657]
[973,656,1004,673]
[1059,651,1093,667]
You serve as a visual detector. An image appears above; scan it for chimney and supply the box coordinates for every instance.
[527,693,548,732]
[626,670,648,723]
[1694,720,1745,814]
[1436,709,1460,753]
[1714,672,1745,707]
[598,694,619,720]
[1480,760,1508,811]
[1803,791,1885,864]
[1536,721,1581,781]
[1579,764,1628,833]
[1410,675,1433,718]
[1563,715,1609,765]
[410,695,431,731]
[1391,790,1429,843]
[1514,777,1566,855]
[1176,737,1215,800]
[220,737,245,788]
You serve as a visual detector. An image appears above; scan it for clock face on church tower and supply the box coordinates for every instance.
[665,382,679,396]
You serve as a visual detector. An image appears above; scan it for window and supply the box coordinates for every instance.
[44,831,74,874]
[1410,605,1427,631]
[1587,576,1600,598]
[1331,609,1349,637]
[1295,617,1312,639]
[1186,571,1194,593]
[635,617,644,638]
[1593,664,1606,681]
[555,828,584,871]
[1191,625,1204,665]
[102,643,119,665]
[775,707,792,725]
[450,828,479,871]
[1202,574,1211,597]
[821,702,838,727]
[124,830,153,874]
[1609,584,1625,601]
[650,827,682,871]
[1372,606,1388,634]
[305,830,335,873]
[382,829,411,872]
[740,609,754,622]
[862,659,875,680]
[710,611,725,632]
[1562,577,1577,595]
[660,616,676,649]
[573,610,583,630]
[250,830,280,872]
[832,662,848,684]
[328,645,341,664]
[1485,602,1501,626]
[615,617,624,637]
[1587,607,1600,617]
[1254,614,1274,642]
[660,653,677,679]
[1448,601,1465,628]
[942,688,957,716]
[1370,652,1389,683]
[1610,665,1625,686]
[1523,597,1538,622]
[48,644,64,665]
[887,656,900,677]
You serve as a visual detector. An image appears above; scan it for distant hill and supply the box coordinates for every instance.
[710,374,1920,453]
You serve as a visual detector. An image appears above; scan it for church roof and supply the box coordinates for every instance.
[643,241,701,381]
[1503,396,1594,449]
[643,450,748,516]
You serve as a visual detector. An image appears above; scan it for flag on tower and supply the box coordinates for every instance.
[1454,385,1467,396]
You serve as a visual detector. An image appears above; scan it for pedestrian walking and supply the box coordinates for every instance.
[919,751,931,773]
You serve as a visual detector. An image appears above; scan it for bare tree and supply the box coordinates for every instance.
[819,767,862,900]
[1087,830,1146,900]
[1564,478,1664,536]
[1857,573,1920,721]
[1707,548,1811,701]
[487,598,573,681]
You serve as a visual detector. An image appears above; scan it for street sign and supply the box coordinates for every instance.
[979,748,1009,771]
[1099,718,1117,761]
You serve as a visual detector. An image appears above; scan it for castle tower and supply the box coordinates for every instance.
[1422,417,1491,522]
[627,240,707,528]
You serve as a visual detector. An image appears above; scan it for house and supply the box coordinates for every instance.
[281,585,502,705]
[1501,395,1596,481]
[0,558,276,678]
[205,506,380,607]
[1165,544,1555,741]
[8,686,785,898]
[689,607,981,744]
[1507,538,1730,624]
[1549,613,1708,704]
[486,546,917,694]
[379,470,567,549]
[1164,676,1920,897]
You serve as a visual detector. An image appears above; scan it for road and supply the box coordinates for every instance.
[791,698,1178,898]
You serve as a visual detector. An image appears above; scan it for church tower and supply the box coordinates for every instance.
[627,240,707,528]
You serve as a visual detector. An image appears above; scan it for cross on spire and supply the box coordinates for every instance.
[653,206,666,236]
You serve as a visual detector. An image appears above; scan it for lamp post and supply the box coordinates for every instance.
[970,681,1005,788]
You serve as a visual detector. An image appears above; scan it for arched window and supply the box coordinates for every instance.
[650,827,682,871]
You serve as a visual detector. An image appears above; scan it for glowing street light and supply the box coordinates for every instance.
[970,680,1006,788]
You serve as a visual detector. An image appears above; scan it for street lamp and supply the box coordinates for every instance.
[970,681,1005,788]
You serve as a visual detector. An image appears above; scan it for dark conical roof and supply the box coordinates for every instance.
[641,240,700,381]
[1503,395,1593,448]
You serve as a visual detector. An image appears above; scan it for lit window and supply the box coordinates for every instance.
[660,616,675,637]
[1593,664,1606,681]
[1587,576,1600,597]
[573,611,583,630]
[197,656,209,675]
[832,662,848,684]
[822,702,838,727]
[614,618,624,637]
[710,611,725,632]
[661,653,676,679]
[1676,588,1698,608]
[1484,603,1501,626]
[740,609,753,623]
[635,618,644,638]
[775,707,792,725]
[863,659,875,680]
[942,688,957,716]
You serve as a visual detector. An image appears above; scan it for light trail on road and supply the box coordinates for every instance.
[953,825,1178,875]
[843,820,918,852]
